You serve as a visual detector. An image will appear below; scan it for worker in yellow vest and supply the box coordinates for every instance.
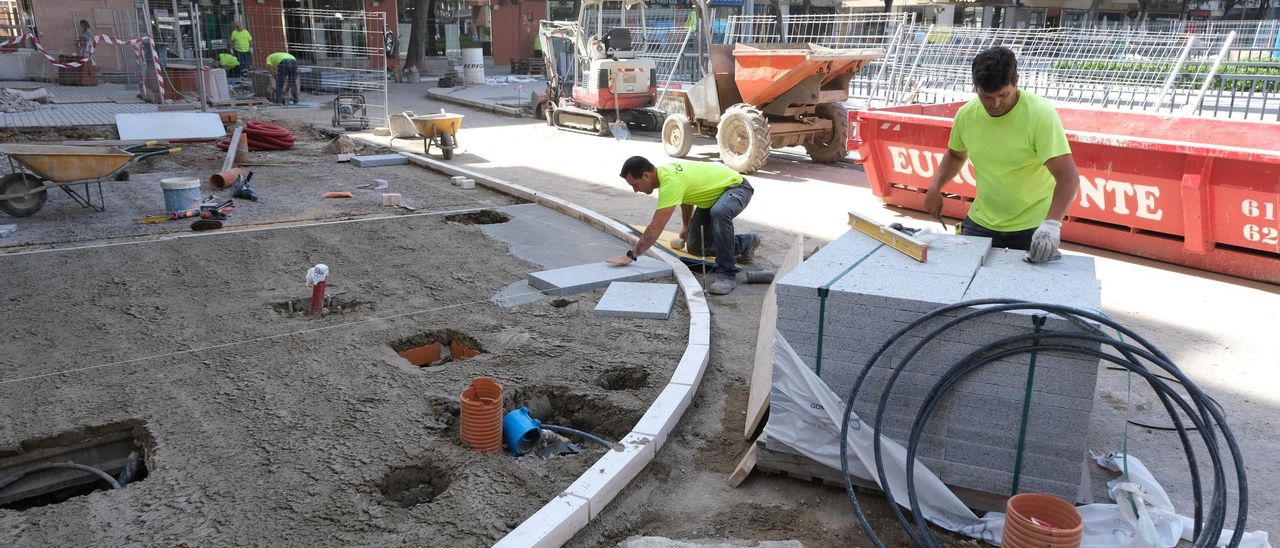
[230,22,252,73]
[266,52,299,105]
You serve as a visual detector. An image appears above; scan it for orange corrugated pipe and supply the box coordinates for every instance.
[1002,493,1083,548]
[460,377,503,454]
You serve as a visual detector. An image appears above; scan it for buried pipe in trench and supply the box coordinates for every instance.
[0,462,123,494]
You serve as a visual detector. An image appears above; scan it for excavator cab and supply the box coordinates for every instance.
[602,28,633,59]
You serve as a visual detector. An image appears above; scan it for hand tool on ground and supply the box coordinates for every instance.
[135,215,170,224]
[232,171,259,202]
[170,208,201,220]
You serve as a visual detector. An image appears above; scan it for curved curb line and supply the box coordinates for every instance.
[425,88,527,117]
[376,146,710,548]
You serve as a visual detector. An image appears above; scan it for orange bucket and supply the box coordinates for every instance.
[1002,493,1083,548]
[459,377,504,454]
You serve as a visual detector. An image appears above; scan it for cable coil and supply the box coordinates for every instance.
[836,299,1248,548]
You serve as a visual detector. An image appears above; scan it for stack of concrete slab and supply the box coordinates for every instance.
[774,228,1102,502]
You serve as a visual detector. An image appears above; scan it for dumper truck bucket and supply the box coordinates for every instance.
[731,43,883,109]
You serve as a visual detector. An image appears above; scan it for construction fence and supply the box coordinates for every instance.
[720,14,1280,122]
[244,7,388,127]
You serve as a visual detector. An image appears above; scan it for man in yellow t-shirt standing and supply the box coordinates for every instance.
[230,22,252,75]
[924,46,1079,263]
[612,156,762,295]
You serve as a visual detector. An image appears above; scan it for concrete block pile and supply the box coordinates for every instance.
[774,228,1103,502]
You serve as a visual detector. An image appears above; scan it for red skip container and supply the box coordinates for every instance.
[850,103,1280,284]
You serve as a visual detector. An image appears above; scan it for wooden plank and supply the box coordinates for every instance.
[628,224,716,267]
[743,234,805,439]
[222,124,244,172]
[727,436,761,487]
[847,210,928,262]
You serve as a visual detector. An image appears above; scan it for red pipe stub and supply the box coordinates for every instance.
[460,377,504,454]
[209,167,245,190]
[1002,493,1084,548]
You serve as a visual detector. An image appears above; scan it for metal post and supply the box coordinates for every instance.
[1189,31,1236,115]
[898,24,934,104]
[191,2,207,112]
[1154,34,1195,111]
[657,27,693,106]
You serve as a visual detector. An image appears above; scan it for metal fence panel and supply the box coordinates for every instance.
[245,7,388,127]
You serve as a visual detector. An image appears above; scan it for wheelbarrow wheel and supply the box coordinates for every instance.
[805,103,850,163]
[439,131,455,160]
[662,113,693,158]
[717,104,771,174]
[0,173,48,217]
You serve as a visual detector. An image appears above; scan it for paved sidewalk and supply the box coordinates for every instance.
[0,80,159,128]
[414,67,544,117]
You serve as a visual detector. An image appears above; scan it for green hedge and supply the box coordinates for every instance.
[1049,59,1280,92]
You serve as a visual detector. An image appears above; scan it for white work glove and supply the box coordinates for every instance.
[1024,220,1062,263]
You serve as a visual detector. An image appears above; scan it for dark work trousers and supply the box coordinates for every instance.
[960,216,1037,250]
[686,180,755,276]
[234,50,251,75]
[275,60,299,104]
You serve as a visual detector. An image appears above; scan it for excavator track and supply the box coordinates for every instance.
[549,106,609,136]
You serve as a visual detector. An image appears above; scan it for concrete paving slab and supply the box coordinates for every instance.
[351,154,410,167]
[594,282,678,320]
[116,112,225,140]
[528,257,672,296]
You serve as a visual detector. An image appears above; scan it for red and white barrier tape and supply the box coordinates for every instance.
[0,33,166,96]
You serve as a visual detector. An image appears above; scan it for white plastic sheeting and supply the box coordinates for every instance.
[763,332,1271,547]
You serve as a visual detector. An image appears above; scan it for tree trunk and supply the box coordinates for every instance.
[403,0,431,74]
[1085,0,1102,23]
[426,0,438,56]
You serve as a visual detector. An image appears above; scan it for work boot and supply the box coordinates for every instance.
[737,233,763,264]
[707,274,740,295]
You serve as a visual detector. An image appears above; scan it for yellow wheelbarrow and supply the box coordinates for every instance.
[409,113,464,160]
[0,143,179,217]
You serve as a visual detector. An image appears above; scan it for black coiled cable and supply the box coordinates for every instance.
[836,299,1248,548]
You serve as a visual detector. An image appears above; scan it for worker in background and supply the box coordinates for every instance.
[218,51,240,76]
[75,19,94,60]
[923,46,1079,263]
[230,21,252,72]
[266,51,299,105]
[612,156,762,295]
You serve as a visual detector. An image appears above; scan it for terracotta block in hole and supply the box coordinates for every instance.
[399,343,442,367]
[451,340,480,359]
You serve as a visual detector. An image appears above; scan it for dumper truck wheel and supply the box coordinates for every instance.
[0,173,47,218]
[717,104,771,174]
[805,103,850,163]
[663,114,693,158]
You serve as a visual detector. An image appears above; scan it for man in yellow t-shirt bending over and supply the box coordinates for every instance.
[612,156,762,295]
[924,46,1080,263]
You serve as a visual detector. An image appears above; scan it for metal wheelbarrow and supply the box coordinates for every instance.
[0,144,178,217]
[409,113,464,160]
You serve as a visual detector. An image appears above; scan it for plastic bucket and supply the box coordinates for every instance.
[460,377,504,454]
[462,48,485,85]
[1002,493,1084,548]
[160,177,201,215]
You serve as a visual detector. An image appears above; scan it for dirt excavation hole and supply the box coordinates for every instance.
[509,386,640,441]
[0,421,152,511]
[550,298,576,308]
[393,329,485,367]
[381,462,453,508]
[444,210,511,225]
[270,294,367,317]
[596,368,649,391]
